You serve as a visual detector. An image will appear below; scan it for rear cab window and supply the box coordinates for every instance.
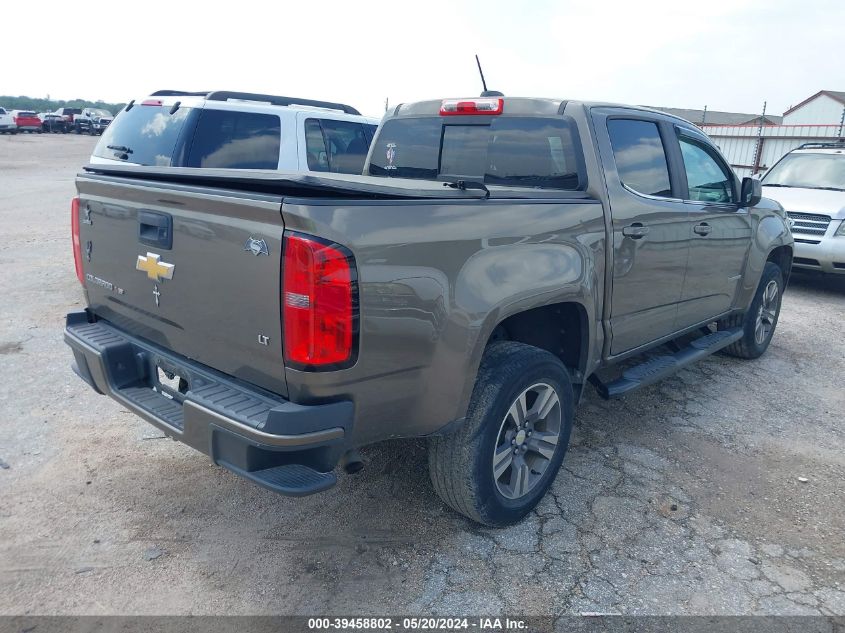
[368,116,584,190]
[93,104,197,166]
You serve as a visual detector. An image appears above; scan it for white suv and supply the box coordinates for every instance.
[90,90,380,175]
[761,142,845,275]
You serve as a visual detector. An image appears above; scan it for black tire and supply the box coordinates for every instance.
[428,341,574,526]
[720,261,784,359]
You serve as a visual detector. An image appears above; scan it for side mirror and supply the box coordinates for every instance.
[740,176,762,207]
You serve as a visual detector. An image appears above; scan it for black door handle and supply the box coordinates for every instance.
[694,222,712,236]
[138,210,173,250]
[622,223,650,239]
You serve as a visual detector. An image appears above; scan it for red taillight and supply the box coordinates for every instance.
[440,97,503,116]
[71,196,84,285]
[283,233,356,368]
[141,99,163,106]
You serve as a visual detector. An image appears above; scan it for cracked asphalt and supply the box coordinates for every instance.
[1,134,843,616]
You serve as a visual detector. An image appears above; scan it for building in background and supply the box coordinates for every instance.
[782,90,845,125]
[653,90,845,178]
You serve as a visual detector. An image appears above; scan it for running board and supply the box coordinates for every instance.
[590,327,743,399]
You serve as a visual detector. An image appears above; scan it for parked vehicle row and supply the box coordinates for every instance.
[0,106,113,134]
[0,108,43,134]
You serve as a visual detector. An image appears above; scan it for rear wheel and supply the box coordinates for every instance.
[720,261,783,359]
[428,341,574,526]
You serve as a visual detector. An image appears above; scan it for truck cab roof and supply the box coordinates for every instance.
[388,96,699,127]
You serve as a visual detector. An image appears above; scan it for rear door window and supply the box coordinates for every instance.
[607,119,672,197]
[303,118,372,174]
[186,110,280,169]
[369,117,583,190]
[93,105,196,166]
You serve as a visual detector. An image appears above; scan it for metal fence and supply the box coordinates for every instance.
[701,124,844,178]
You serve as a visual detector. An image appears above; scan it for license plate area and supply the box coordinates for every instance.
[155,364,189,402]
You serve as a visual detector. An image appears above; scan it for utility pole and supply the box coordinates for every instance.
[701,105,707,127]
[838,104,845,139]
[385,97,389,113]
[752,101,767,175]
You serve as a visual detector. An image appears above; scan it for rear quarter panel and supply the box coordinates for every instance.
[282,197,606,445]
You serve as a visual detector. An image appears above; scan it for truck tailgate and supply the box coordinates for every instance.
[76,174,288,397]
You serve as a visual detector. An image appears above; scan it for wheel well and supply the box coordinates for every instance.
[767,245,793,282]
[488,302,587,381]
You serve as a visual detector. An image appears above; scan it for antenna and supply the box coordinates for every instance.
[475,54,488,94]
[475,55,504,98]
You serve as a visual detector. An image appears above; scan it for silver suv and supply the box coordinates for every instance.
[762,142,845,274]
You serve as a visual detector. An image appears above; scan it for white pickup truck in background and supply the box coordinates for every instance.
[0,107,16,134]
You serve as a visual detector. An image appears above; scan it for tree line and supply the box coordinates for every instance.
[0,95,126,114]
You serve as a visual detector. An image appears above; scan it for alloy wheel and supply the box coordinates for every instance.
[492,382,562,499]
[754,280,779,345]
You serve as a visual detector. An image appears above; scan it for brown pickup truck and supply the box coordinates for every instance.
[64,94,793,526]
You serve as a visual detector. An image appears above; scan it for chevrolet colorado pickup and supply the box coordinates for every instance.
[64,96,793,526]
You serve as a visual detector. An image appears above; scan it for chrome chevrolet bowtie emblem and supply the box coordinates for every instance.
[136,252,175,282]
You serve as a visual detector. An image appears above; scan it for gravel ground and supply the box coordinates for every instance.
[0,134,843,616]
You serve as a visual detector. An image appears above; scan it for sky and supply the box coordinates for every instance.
[4,0,843,119]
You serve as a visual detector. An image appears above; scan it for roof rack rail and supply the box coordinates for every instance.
[204,91,361,115]
[796,141,845,150]
[149,90,213,97]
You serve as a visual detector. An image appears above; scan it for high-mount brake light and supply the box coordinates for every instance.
[439,98,504,116]
[141,99,163,106]
[71,197,84,285]
[283,233,357,369]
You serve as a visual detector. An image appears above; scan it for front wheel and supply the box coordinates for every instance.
[720,261,784,359]
[428,341,574,526]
